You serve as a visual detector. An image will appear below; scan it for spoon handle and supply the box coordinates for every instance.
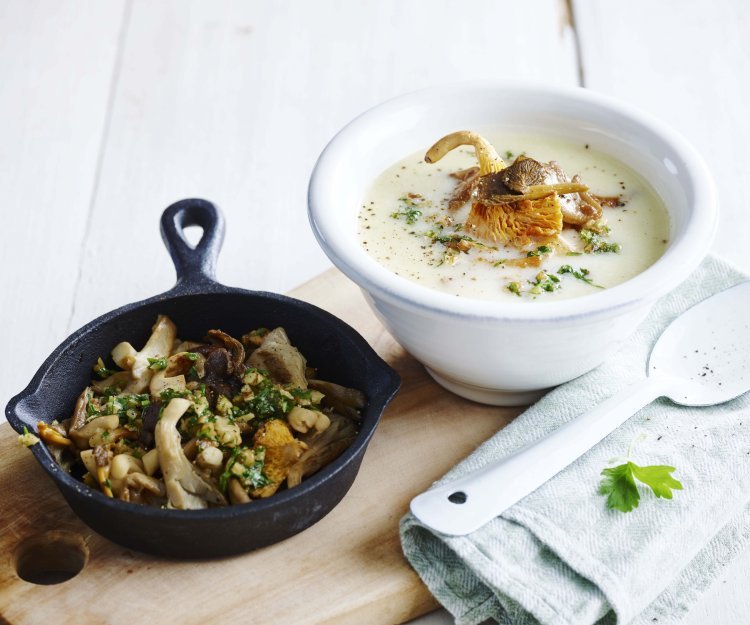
[410,376,671,536]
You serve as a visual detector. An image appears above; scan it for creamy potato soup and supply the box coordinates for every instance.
[358,133,670,301]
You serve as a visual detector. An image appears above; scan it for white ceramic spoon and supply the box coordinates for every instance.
[410,280,750,536]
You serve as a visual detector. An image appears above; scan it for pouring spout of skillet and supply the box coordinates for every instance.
[5,198,400,559]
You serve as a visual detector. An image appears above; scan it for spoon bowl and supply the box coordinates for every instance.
[649,280,750,406]
[411,280,750,536]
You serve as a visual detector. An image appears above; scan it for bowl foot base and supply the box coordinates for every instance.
[425,367,549,407]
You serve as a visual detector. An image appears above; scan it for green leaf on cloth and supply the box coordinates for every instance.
[600,461,683,512]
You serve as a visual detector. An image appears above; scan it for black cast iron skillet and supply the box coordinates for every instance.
[5,198,400,559]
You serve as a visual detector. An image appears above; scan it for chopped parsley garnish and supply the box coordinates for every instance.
[291,388,313,401]
[248,384,294,419]
[506,270,561,298]
[580,228,622,254]
[102,385,121,397]
[93,357,118,379]
[391,194,430,225]
[426,229,496,267]
[529,271,560,294]
[391,207,422,224]
[218,446,271,492]
[526,245,552,258]
[147,357,168,371]
[507,281,522,297]
[429,232,495,251]
[239,458,271,490]
[558,265,603,288]
[159,388,190,402]
[185,352,200,361]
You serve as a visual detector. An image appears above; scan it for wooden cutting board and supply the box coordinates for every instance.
[0,269,521,625]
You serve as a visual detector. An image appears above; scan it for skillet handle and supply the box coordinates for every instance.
[160,198,226,290]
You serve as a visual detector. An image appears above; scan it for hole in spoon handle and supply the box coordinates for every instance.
[447,491,467,504]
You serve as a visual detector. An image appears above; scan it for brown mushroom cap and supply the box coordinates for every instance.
[206,329,245,374]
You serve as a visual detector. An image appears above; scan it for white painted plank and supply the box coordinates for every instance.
[574,2,750,623]
[574,0,750,273]
[69,0,579,330]
[0,1,125,405]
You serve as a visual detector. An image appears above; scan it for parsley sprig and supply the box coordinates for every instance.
[599,440,683,513]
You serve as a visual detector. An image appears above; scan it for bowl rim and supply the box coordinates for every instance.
[308,81,718,323]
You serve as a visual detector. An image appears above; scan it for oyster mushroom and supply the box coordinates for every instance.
[246,327,307,389]
[92,371,130,394]
[149,371,186,398]
[118,473,166,504]
[69,386,92,433]
[307,379,366,421]
[286,412,358,488]
[155,398,226,510]
[119,315,177,393]
[148,350,208,399]
[227,477,251,505]
[166,351,205,378]
[68,414,120,449]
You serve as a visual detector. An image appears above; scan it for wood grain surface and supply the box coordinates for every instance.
[0,269,519,625]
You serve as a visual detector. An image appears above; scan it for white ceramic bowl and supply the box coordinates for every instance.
[308,83,717,405]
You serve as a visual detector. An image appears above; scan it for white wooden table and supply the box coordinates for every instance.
[2,1,748,623]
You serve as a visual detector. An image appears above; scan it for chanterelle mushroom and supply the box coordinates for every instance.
[425,131,593,244]
[155,398,226,510]
[425,130,506,176]
[251,419,305,498]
